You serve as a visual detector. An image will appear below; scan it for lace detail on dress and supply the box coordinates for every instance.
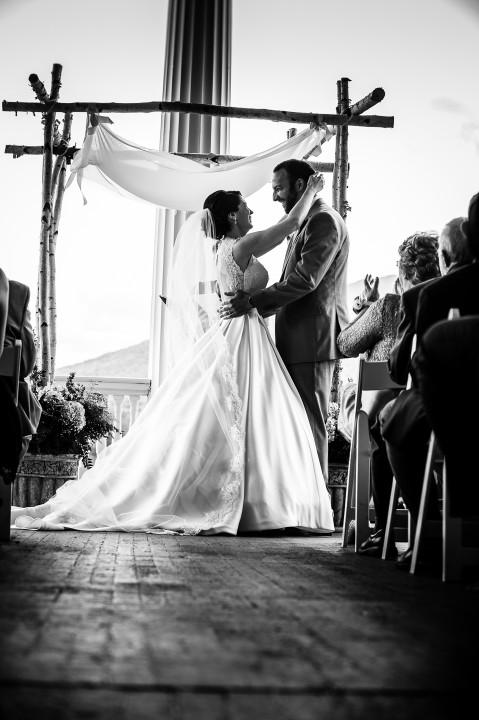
[244,256,269,294]
[180,333,244,536]
[217,238,244,294]
[216,237,269,297]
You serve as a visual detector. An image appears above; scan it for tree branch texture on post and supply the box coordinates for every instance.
[48,111,73,379]
[338,77,351,220]
[37,63,63,386]
[3,98,394,128]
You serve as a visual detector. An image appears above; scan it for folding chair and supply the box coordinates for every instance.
[0,339,22,541]
[410,309,479,581]
[341,355,407,551]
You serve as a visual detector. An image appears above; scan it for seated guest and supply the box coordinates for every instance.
[337,234,440,443]
[1,271,41,469]
[0,269,22,483]
[379,197,479,569]
[337,234,441,557]
[359,217,473,559]
[0,268,7,346]
[337,273,398,443]
[412,315,479,518]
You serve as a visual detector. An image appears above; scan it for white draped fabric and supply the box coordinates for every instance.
[66,118,330,211]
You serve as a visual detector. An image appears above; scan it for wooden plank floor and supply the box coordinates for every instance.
[0,530,477,719]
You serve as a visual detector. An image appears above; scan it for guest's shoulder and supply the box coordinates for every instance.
[381,293,401,309]
[7,279,30,305]
[307,200,348,238]
[420,262,478,299]
[402,277,439,305]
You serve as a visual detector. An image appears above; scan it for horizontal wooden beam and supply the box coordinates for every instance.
[2,99,394,128]
[5,144,78,159]
[3,145,337,173]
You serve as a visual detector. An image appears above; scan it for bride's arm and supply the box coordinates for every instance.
[233,173,324,266]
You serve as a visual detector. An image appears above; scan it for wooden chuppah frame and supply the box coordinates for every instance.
[3,65,394,386]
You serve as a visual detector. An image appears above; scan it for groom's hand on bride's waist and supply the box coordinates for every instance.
[219,290,254,319]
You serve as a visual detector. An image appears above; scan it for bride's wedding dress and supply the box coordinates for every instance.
[12,238,334,535]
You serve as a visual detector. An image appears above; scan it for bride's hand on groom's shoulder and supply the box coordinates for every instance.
[219,290,252,319]
[306,172,324,194]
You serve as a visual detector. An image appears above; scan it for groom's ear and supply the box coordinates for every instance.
[295,177,306,193]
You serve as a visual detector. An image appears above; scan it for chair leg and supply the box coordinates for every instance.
[355,411,371,551]
[442,462,462,582]
[382,478,399,559]
[341,429,356,548]
[411,433,437,575]
[0,477,12,541]
[409,433,446,574]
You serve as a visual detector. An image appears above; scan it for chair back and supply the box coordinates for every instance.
[410,307,479,581]
[342,355,407,550]
[0,340,22,406]
[356,356,404,395]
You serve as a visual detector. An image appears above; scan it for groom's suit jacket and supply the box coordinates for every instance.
[251,198,350,363]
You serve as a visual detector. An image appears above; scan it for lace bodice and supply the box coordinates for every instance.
[216,237,269,298]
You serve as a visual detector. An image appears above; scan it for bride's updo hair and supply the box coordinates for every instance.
[398,231,440,285]
[203,190,242,239]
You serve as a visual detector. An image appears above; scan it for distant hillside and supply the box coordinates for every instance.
[57,340,149,378]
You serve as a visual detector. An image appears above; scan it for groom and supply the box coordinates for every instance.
[220,159,350,477]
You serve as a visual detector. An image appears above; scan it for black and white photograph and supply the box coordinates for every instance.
[1,0,478,718]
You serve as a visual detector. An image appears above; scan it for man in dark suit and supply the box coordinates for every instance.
[0,269,23,484]
[412,315,479,517]
[408,193,479,518]
[383,194,479,567]
[2,273,42,465]
[220,159,350,478]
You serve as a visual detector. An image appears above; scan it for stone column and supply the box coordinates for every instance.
[149,0,232,390]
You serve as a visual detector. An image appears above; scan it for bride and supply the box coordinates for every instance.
[12,172,335,535]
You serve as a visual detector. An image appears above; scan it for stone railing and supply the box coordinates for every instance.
[54,375,151,476]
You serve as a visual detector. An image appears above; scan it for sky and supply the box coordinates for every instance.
[1,0,478,369]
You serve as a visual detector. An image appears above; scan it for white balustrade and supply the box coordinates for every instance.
[54,375,151,476]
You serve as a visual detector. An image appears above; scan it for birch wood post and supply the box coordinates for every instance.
[332,80,342,212]
[28,74,50,103]
[29,74,51,347]
[36,63,62,386]
[338,78,351,220]
[48,112,72,380]
[331,80,351,483]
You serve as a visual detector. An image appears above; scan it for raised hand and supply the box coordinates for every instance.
[362,273,379,303]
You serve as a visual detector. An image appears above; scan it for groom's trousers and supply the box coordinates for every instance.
[285,360,335,479]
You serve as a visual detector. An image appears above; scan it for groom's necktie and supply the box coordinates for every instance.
[281,231,298,280]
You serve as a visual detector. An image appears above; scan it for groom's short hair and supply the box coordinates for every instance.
[273,159,314,187]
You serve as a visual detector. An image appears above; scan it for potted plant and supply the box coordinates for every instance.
[14,371,117,507]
